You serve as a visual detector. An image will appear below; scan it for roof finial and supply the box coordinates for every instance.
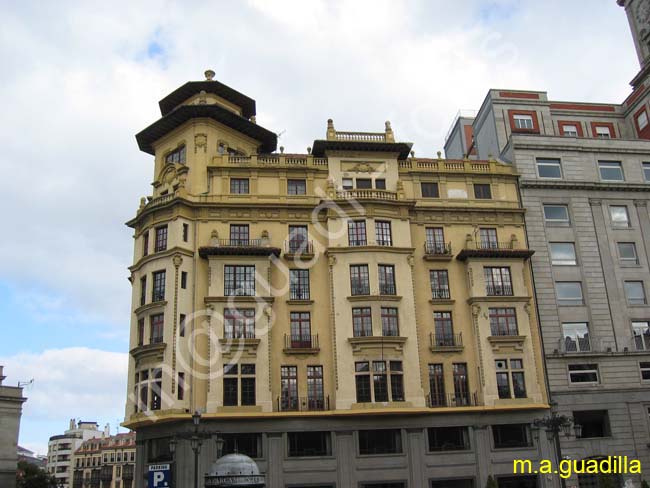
[280,146,285,154]
[204,69,215,81]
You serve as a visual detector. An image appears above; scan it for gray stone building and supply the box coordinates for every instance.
[0,366,27,488]
[445,2,650,486]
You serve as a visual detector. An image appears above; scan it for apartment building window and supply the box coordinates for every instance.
[610,205,630,227]
[474,183,492,199]
[350,264,370,295]
[536,158,562,178]
[568,364,599,384]
[375,178,386,189]
[177,372,185,400]
[378,264,396,295]
[150,314,164,344]
[453,363,470,406]
[223,364,256,406]
[599,161,624,181]
[230,178,249,194]
[151,368,162,411]
[428,364,445,407]
[561,124,579,137]
[154,225,168,252]
[142,231,149,257]
[618,242,638,264]
[492,424,531,448]
[428,426,470,451]
[288,432,331,457]
[224,265,255,296]
[625,281,646,305]
[230,224,249,245]
[595,125,612,139]
[386,361,404,401]
[179,314,186,337]
[358,429,402,455]
[434,311,454,345]
[638,110,649,131]
[426,227,446,254]
[342,178,353,190]
[633,321,650,351]
[152,270,166,302]
[356,178,372,189]
[484,267,513,296]
[348,220,367,246]
[352,307,372,337]
[495,359,526,399]
[375,220,393,246]
[421,182,440,198]
[224,364,238,406]
[290,312,311,348]
[288,225,308,253]
[221,433,263,459]
[224,308,255,339]
[543,205,570,224]
[180,271,187,289]
[563,322,590,352]
[640,362,650,380]
[556,282,584,306]
[137,318,144,346]
[513,114,534,130]
[355,362,372,402]
[479,228,498,249]
[165,145,186,164]
[307,366,325,410]
[430,270,450,299]
[573,410,610,438]
[182,223,189,242]
[643,162,650,181]
[489,308,518,336]
[550,242,577,265]
[289,269,310,300]
[287,179,306,195]
[281,366,298,411]
[354,361,403,403]
[381,307,399,336]
[140,276,147,306]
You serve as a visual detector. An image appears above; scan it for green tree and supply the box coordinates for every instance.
[16,461,57,488]
[485,475,498,488]
[641,480,650,488]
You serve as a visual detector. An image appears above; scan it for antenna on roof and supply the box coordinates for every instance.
[18,379,34,389]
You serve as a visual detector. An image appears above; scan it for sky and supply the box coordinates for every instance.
[0,0,639,456]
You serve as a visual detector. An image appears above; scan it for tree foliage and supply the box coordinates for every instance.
[16,461,58,488]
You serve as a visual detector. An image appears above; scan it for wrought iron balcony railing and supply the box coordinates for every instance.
[486,284,514,296]
[277,395,330,412]
[284,239,314,255]
[431,288,451,299]
[427,391,479,408]
[425,242,452,256]
[284,334,319,350]
[430,332,463,348]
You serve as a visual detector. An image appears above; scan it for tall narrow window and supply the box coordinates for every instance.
[224,309,255,339]
[428,364,445,407]
[430,270,450,299]
[350,265,370,295]
[281,366,298,411]
[479,228,498,249]
[352,307,372,337]
[288,225,309,253]
[381,307,399,336]
[307,366,324,410]
[434,312,454,345]
[372,361,388,402]
[378,264,396,295]
[348,220,367,246]
[389,361,404,401]
[180,271,187,289]
[489,308,518,336]
[224,265,255,296]
[223,364,238,406]
[355,362,371,403]
[154,225,168,252]
[151,369,162,410]
[452,363,470,406]
[241,364,256,406]
[140,276,147,306]
[177,372,185,400]
[137,318,145,347]
[484,267,513,296]
[425,227,447,255]
[142,231,149,257]
[230,224,249,245]
[289,269,310,300]
[179,314,186,337]
[152,270,166,302]
[496,359,526,399]
[290,312,312,348]
[375,221,392,246]
[182,223,189,242]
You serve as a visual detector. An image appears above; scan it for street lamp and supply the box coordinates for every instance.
[533,408,581,488]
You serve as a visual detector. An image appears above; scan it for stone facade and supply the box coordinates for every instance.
[0,366,26,488]
[71,432,135,488]
[47,420,103,488]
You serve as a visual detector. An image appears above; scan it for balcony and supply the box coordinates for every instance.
[289,287,311,301]
[486,284,514,297]
[379,283,397,296]
[283,239,315,259]
[424,242,453,260]
[431,288,451,300]
[427,392,480,408]
[283,334,320,354]
[129,342,166,362]
[276,395,330,412]
[122,464,134,481]
[456,239,534,261]
[335,189,398,201]
[100,467,113,482]
[554,337,614,355]
[348,335,407,354]
[429,332,463,352]
[199,239,281,258]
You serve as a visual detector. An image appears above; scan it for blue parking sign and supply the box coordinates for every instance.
[148,463,171,488]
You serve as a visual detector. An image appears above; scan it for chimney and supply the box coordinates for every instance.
[104,424,110,437]
[70,419,75,430]
[0,365,5,385]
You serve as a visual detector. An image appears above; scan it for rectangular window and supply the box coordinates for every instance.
[287,179,307,195]
[137,318,145,346]
[378,264,396,295]
[288,225,309,253]
[358,429,402,455]
[181,271,187,289]
[633,321,650,351]
[288,432,331,457]
[430,270,450,299]
[595,125,612,139]
[289,312,312,348]
[562,125,578,137]
[352,307,372,337]
[307,366,325,410]
[428,364,445,407]
[355,362,371,403]
[342,178,353,190]
[224,308,255,339]
[182,223,189,242]
[375,220,393,246]
[151,368,162,411]
[543,205,569,224]
[453,363,470,406]
[556,282,584,306]
[350,264,370,296]
[484,267,513,296]
[152,270,166,302]
[179,314,186,337]
[550,242,577,265]
[599,161,624,181]
[573,410,610,438]
[473,183,492,199]
[241,365,256,406]
[643,162,650,181]
[536,158,562,178]
[149,313,165,344]
[177,372,185,400]
[224,265,255,296]
[221,433,262,459]
[492,424,531,448]
[348,220,367,246]
[562,322,591,352]
[617,242,639,264]
[425,227,447,254]
[433,311,454,345]
[389,361,404,401]
[154,225,168,252]
[610,206,630,227]
[373,361,388,402]
[230,224,249,245]
[381,307,399,336]
[421,182,440,198]
[289,269,310,300]
[280,366,298,411]
[165,145,186,164]
[513,114,534,130]
[489,308,518,336]
[375,178,386,189]
[356,178,372,189]
[625,281,646,305]
[640,362,650,380]
[479,228,498,249]
[428,426,470,451]
[140,276,147,306]
[495,359,526,399]
[568,363,599,384]
[638,111,649,131]
[230,178,249,194]
[223,365,238,406]
[142,231,149,257]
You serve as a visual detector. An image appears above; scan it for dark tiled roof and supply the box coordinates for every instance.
[159,81,256,118]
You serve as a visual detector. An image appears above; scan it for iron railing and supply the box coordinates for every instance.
[216,239,264,247]
[427,391,479,408]
[425,242,452,256]
[285,239,314,255]
[430,332,463,348]
[431,288,451,299]
[277,395,330,412]
[289,287,310,300]
[486,284,513,296]
[284,334,319,350]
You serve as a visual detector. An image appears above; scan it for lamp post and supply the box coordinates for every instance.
[169,411,224,488]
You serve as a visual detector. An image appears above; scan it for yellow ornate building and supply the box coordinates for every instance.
[124,71,553,488]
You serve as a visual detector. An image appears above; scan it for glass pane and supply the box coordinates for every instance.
[544,205,569,222]
[550,242,576,265]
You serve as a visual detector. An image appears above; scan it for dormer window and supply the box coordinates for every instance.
[165,145,186,164]
[562,125,578,137]
[596,126,611,139]
[513,114,534,130]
